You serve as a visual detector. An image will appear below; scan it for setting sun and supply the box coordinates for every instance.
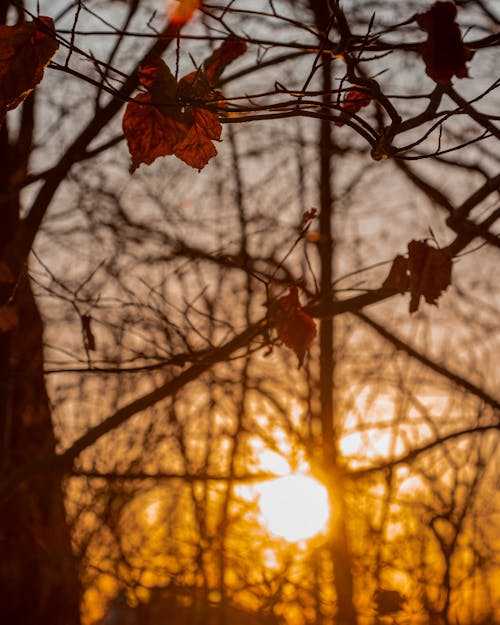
[257,475,330,542]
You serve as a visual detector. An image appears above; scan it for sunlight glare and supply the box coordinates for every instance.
[143,500,161,525]
[258,450,291,476]
[257,475,330,542]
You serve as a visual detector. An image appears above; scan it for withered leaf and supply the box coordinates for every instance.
[382,255,410,292]
[415,1,474,84]
[202,37,248,86]
[0,17,58,125]
[137,54,178,98]
[276,285,317,368]
[123,90,188,173]
[302,207,317,227]
[123,37,246,172]
[81,315,96,352]
[335,87,371,127]
[407,239,452,313]
[384,242,452,313]
[173,108,221,169]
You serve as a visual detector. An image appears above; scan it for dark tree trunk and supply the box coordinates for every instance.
[0,47,81,624]
[0,276,81,625]
[309,2,358,624]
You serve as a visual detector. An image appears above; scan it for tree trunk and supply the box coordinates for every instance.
[310,2,358,624]
[0,80,81,625]
[0,276,81,625]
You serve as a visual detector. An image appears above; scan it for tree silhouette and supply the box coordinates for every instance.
[0,2,499,625]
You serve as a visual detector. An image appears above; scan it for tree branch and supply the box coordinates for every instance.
[355,311,500,412]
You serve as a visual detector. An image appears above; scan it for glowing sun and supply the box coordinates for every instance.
[257,475,330,542]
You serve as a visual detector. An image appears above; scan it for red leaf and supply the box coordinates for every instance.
[276,285,317,368]
[122,91,188,173]
[0,17,58,125]
[335,87,371,126]
[302,207,317,227]
[203,37,247,86]
[137,55,178,96]
[177,38,246,107]
[415,1,474,83]
[123,57,188,173]
[174,107,221,169]
[407,240,452,313]
[123,37,246,172]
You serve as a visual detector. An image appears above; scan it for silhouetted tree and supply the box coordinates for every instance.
[1,2,499,625]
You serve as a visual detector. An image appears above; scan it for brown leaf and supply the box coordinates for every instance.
[81,315,96,352]
[0,17,58,125]
[123,37,246,172]
[138,54,178,97]
[123,91,188,173]
[415,1,474,83]
[276,285,317,368]
[335,87,371,126]
[407,240,452,312]
[302,207,317,227]
[382,255,410,292]
[174,107,221,169]
[202,37,247,86]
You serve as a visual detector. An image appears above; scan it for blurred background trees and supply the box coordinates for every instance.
[0,1,499,625]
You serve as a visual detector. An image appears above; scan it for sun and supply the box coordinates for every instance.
[257,475,330,542]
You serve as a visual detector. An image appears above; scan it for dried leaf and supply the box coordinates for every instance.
[407,240,452,312]
[202,37,248,86]
[138,54,178,97]
[81,315,96,352]
[382,255,410,292]
[384,242,452,312]
[302,207,317,227]
[276,285,317,368]
[173,107,221,169]
[415,1,474,83]
[123,37,245,172]
[335,87,371,126]
[123,91,188,173]
[0,17,58,125]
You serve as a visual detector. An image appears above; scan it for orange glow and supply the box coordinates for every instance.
[166,0,200,24]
